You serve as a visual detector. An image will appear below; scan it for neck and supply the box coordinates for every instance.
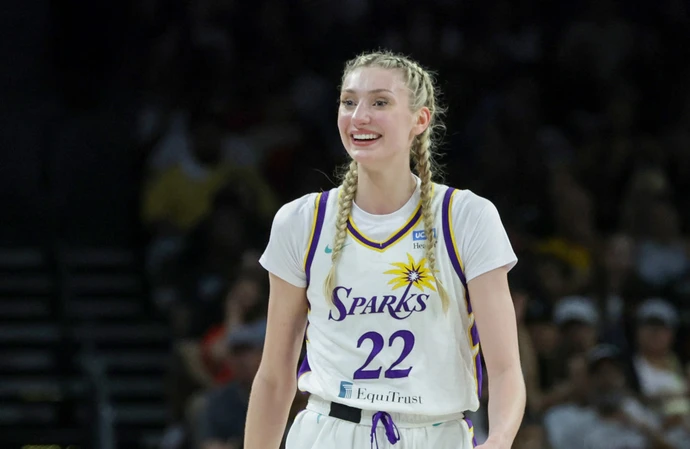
[354,164,417,215]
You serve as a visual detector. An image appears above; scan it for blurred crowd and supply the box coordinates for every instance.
[130,0,690,448]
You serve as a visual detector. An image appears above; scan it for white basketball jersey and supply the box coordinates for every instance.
[260,180,517,417]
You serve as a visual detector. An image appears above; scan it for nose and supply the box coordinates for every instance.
[351,102,371,125]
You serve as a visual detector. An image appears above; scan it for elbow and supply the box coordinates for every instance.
[490,363,527,399]
[253,364,298,392]
[505,364,526,391]
[488,359,524,380]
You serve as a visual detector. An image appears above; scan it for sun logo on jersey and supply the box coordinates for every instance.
[385,253,437,292]
[329,252,435,322]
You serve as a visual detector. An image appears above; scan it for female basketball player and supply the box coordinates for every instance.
[244,51,525,449]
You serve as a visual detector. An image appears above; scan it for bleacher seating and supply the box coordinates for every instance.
[0,247,90,448]
[0,246,172,449]
[62,247,171,449]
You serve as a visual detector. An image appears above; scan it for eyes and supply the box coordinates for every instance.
[339,98,389,108]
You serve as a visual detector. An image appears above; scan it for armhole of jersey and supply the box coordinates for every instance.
[441,187,483,400]
[463,417,478,448]
[303,190,330,288]
[441,187,467,285]
[298,191,329,387]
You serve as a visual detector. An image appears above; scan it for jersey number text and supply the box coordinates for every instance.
[353,330,415,380]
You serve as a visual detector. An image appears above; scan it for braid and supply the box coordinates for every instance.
[414,131,450,312]
[323,160,358,303]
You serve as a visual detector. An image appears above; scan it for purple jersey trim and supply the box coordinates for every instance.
[346,205,422,250]
[441,187,484,400]
[305,190,330,287]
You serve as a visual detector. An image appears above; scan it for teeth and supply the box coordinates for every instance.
[353,134,380,140]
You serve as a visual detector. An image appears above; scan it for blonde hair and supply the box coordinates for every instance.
[324,50,450,312]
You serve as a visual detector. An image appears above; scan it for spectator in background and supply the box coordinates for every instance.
[142,113,230,235]
[594,233,637,352]
[584,342,680,449]
[634,201,689,291]
[537,180,598,296]
[195,268,267,388]
[588,344,661,431]
[142,113,233,309]
[620,168,671,238]
[543,352,596,449]
[196,320,267,449]
[554,296,599,350]
[584,392,667,449]
[140,103,279,313]
[523,295,560,399]
[550,296,600,380]
[165,189,257,336]
[631,299,689,427]
[512,280,543,415]
[194,320,308,449]
[539,296,600,439]
[161,266,267,449]
[533,253,573,303]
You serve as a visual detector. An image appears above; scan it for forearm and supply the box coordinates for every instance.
[244,372,297,449]
[485,365,526,446]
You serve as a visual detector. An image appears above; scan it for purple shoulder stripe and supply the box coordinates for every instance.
[441,187,484,400]
[305,190,330,287]
[441,187,467,286]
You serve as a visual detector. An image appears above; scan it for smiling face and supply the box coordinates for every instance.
[337,67,430,170]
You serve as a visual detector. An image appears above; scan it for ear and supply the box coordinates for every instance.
[412,107,431,136]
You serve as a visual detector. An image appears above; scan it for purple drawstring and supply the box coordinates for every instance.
[370,411,400,448]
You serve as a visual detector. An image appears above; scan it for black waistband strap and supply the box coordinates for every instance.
[328,402,362,424]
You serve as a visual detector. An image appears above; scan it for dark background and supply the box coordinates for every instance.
[0,0,689,448]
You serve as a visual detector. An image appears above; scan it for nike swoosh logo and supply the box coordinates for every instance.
[325,243,349,254]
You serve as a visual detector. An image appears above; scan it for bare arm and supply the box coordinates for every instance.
[244,273,308,449]
[469,267,526,448]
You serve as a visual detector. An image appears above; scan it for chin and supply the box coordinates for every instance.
[349,148,390,170]
[350,146,380,158]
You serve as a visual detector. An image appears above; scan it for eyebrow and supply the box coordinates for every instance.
[342,88,394,94]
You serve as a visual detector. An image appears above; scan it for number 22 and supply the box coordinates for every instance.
[353,330,415,380]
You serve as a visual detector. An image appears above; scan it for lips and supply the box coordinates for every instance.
[351,134,381,147]
[350,128,382,145]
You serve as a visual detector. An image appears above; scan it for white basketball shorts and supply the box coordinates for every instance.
[286,395,477,449]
